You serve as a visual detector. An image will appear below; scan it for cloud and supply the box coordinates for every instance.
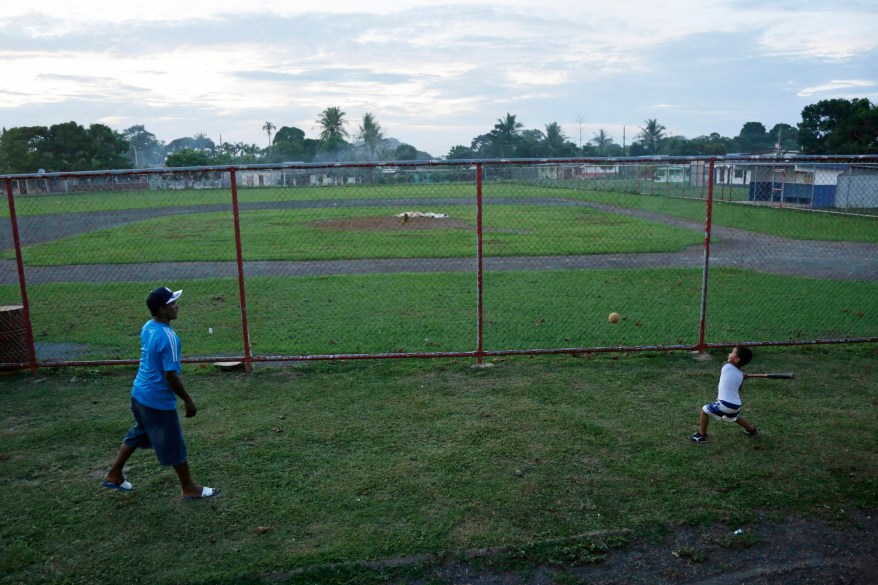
[757,10,878,59]
[1,1,876,156]
[797,80,876,97]
[504,67,569,87]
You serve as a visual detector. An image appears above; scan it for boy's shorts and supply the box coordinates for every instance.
[703,400,741,422]
[123,397,188,466]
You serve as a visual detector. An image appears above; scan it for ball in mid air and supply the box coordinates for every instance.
[608,312,620,324]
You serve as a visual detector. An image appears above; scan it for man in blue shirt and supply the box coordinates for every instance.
[102,287,217,500]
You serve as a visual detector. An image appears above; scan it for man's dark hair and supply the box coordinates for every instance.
[146,287,181,316]
[735,345,753,367]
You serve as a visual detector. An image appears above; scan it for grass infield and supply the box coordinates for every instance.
[7,204,703,265]
[5,185,877,257]
[0,345,875,584]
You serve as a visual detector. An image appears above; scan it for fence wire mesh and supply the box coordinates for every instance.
[232,165,479,359]
[1,157,876,369]
[702,162,878,345]
[1,171,245,364]
[482,163,705,351]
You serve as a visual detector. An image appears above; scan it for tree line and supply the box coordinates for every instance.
[447,97,877,159]
[1,98,875,174]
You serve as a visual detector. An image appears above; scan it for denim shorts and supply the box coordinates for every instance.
[124,397,188,466]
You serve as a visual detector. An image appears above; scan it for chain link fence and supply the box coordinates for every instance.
[2,156,876,370]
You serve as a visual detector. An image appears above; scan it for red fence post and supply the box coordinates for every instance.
[475,163,485,364]
[229,169,253,372]
[697,159,716,351]
[4,178,37,372]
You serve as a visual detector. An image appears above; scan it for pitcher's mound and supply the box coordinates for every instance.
[312,216,470,231]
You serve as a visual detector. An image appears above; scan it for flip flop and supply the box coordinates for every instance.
[100,480,134,492]
[184,486,218,501]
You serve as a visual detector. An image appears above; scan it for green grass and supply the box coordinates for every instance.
[2,268,875,361]
[565,190,878,242]
[7,188,876,266]
[1,177,875,582]
[6,183,877,247]
[7,204,704,265]
[1,345,875,584]
[4,184,473,217]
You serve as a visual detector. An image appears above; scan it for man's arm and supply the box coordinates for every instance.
[165,371,197,418]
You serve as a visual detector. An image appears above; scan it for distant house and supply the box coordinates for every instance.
[234,169,359,188]
[653,165,687,183]
[748,163,851,208]
[687,161,753,187]
[308,173,359,186]
[836,165,878,209]
[713,162,752,186]
[535,163,619,181]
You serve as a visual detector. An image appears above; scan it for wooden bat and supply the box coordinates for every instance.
[746,373,795,379]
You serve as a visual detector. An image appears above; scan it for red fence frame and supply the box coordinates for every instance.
[229,168,254,372]
[698,158,715,351]
[4,177,37,372]
[3,155,877,371]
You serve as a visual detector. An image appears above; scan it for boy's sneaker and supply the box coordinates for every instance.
[690,432,708,443]
[744,427,759,438]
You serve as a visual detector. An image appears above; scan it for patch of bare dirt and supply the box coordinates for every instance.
[261,511,877,584]
[422,511,878,584]
[312,216,471,231]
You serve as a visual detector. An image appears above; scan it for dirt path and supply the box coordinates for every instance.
[262,511,877,584]
[449,512,878,584]
[1,197,876,284]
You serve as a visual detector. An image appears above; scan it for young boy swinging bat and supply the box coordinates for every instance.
[690,345,759,443]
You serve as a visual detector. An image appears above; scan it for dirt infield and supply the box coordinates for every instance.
[312,215,472,231]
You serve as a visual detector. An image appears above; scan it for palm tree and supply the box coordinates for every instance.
[217,142,235,159]
[357,113,384,160]
[542,122,567,156]
[638,119,666,154]
[192,132,215,152]
[316,106,349,149]
[492,113,523,157]
[262,121,276,148]
[591,129,615,156]
[494,113,523,139]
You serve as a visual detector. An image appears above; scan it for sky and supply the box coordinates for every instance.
[2,0,877,158]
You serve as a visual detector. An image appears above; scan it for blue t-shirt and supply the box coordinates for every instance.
[131,320,182,410]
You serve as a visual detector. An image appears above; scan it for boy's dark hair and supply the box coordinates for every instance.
[735,345,753,367]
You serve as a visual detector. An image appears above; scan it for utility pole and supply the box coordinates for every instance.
[576,115,586,150]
